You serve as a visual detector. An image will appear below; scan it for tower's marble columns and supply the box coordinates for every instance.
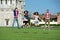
[3,0,5,5]
[7,0,10,5]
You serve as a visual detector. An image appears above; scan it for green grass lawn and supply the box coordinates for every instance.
[0,27,60,40]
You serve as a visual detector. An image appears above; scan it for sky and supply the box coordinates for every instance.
[25,0,60,14]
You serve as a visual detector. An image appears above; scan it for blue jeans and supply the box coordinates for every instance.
[12,18,19,28]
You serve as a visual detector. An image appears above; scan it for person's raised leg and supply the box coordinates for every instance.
[21,23,25,28]
[26,23,30,28]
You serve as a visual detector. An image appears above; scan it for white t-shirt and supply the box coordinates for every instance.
[23,17,28,21]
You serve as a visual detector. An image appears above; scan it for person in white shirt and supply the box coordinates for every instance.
[32,12,41,27]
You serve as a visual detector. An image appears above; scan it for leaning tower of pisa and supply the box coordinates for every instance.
[0,0,25,26]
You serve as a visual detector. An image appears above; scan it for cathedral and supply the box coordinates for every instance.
[0,0,25,26]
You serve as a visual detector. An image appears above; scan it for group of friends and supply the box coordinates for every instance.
[12,8,50,30]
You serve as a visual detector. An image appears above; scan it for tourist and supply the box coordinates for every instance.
[21,10,30,28]
[12,8,20,29]
[44,9,50,30]
[32,12,41,27]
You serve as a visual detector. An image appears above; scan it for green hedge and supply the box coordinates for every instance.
[30,23,60,27]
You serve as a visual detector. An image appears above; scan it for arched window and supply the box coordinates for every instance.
[1,0,2,4]
[5,0,7,4]
[10,0,12,4]
[5,19,9,26]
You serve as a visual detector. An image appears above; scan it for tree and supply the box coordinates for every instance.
[57,12,60,16]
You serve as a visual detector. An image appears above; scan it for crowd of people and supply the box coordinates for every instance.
[12,8,50,30]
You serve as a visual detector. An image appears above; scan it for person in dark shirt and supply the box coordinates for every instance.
[21,10,30,28]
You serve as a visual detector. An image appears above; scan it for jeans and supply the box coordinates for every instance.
[12,18,19,28]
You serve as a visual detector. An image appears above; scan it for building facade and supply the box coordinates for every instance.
[57,14,60,24]
[0,0,25,26]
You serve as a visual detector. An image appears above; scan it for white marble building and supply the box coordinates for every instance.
[0,0,25,26]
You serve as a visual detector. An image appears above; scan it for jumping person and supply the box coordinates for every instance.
[44,9,50,30]
[21,10,30,28]
[12,8,20,29]
[32,12,41,27]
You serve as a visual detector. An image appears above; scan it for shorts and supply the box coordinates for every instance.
[45,19,50,22]
[34,20,39,24]
[23,21,29,25]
